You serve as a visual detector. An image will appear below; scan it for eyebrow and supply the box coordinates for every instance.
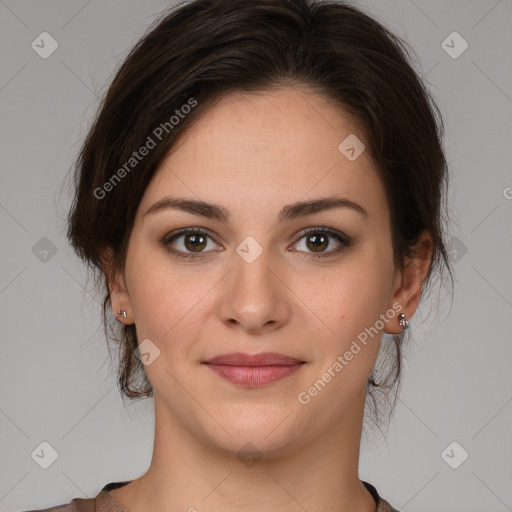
[144,195,368,223]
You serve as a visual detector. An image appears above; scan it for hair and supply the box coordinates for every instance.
[66,0,454,432]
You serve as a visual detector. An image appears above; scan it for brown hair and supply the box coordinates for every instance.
[66,0,454,428]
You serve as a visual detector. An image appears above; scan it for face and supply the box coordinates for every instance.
[111,86,410,455]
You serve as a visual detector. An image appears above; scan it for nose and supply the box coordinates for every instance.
[217,240,290,334]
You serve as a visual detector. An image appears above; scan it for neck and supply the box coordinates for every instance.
[111,391,377,512]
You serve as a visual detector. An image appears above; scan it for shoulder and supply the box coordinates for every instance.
[362,480,400,512]
[17,496,95,512]
[377,498,401,512]
[18,481,132,512]
[22,480,399,512]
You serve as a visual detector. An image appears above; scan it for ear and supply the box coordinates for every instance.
[384,231,433,334]
[100,246,133,325]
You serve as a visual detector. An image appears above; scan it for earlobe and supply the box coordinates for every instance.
[100,246,133,324]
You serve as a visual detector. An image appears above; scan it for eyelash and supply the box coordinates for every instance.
[159,227,352,261]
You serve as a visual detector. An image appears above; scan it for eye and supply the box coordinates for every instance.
[160,226,352,261]
[291,227,352,258]
[160,228,220,260]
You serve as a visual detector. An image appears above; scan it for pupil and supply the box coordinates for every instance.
[186,233,206,251]
[309,234,327,252]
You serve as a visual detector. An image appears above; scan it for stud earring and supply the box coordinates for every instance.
[398,313,409,329]
[118,310,127,319]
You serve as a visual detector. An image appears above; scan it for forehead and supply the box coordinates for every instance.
[137,87,388,223]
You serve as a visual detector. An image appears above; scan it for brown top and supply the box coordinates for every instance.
[22,480,399,512]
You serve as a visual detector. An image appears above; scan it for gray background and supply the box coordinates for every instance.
[1,1,511,511]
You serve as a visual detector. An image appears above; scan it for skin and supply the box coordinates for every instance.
[105,86,432,512]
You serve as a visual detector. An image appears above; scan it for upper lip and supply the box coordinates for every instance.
[203,352,305,366]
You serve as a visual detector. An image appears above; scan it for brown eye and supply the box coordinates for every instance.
[305,232,329,253]
[183,232,207,252]
[161,228,220,259]
[293,228,351,258]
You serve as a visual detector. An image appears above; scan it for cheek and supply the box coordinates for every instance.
[136,276,204,340]
[316,261,389,333]
[125,243,209,357]
[294,276,386,429]
[305,251,393,377]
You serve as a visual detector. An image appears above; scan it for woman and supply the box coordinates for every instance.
[27,0,452,510]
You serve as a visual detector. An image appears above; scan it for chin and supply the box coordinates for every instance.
[198,408,306,459]
[207,429,301,462]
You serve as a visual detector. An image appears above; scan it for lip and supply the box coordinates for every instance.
[202,352,306,388]
[203,352,304,366]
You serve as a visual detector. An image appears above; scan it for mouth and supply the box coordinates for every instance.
[202,352,306,387]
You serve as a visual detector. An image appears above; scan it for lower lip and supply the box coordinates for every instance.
[204,363,304,387]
